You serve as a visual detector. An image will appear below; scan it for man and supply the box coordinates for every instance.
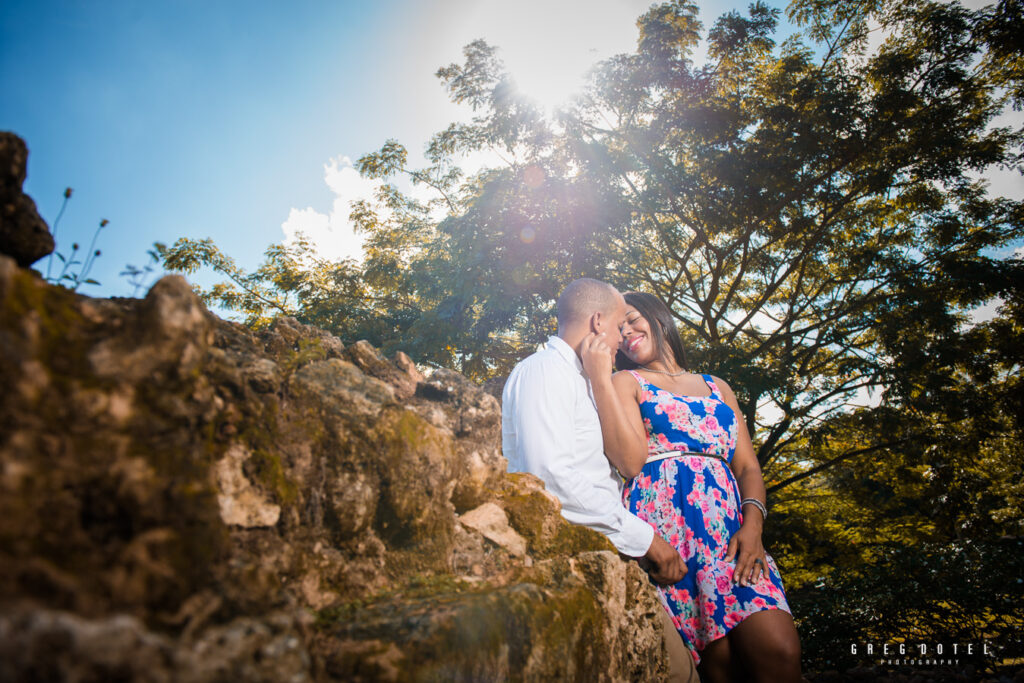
[501,278,698,682]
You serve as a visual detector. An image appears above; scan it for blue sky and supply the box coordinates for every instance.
[3,1,426,294]
[2,0,1020,300]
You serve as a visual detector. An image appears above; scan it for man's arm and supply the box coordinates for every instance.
[504,358,655,557]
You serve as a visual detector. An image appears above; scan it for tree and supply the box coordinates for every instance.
[163,0,1022,468]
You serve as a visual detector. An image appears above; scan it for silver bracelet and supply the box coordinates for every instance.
[740,497,768,521]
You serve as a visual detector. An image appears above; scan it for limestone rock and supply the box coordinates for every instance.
[417,367,500,436]
[392,350,424,385]
[316,553,668,682]
[261,315,344,359]
[0,133,54,267]
[243,358,280,393]
[0,132,29,190]
[0,254,669,681]
[458,502,528,557]
[413,366,507,512]
[0,607,314,682]
[501,472,613,559]
[343,340,419,399]
[291,358,395,421]
[89,275,213,382]
[215,444,282,528]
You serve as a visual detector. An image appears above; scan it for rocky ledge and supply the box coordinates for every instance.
[0,257,670,681]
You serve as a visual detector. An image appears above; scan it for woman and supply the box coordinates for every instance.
[582,292,801,683]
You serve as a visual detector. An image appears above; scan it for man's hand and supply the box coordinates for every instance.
[644,534,687,585]
[580,331,615,381]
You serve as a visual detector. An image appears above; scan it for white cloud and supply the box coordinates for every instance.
[281,155,382,262]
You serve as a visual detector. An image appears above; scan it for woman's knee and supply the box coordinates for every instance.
[734,612,801,663]
[768,630,801,664]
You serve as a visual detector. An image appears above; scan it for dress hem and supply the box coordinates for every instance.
[685,603,794,665]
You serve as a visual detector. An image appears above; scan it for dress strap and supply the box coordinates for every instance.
[702,374,723,400]
[626,369,646,387]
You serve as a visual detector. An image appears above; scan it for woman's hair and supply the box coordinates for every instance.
[615,291,689,371]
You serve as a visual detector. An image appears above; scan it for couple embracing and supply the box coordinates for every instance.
[501,279,801,683]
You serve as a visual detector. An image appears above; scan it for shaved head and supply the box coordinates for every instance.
[557,278,621,331]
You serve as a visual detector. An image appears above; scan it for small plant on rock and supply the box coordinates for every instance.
[44,187,107,291]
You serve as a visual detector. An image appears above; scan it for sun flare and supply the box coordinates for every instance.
[462,0,648,111]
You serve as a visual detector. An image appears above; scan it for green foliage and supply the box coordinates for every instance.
[790,538,1024,672]
[120,245,164,297]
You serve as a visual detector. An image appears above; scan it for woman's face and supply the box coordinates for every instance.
[619,306,658,365]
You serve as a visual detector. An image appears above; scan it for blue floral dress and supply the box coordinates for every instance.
[622,371,791,664]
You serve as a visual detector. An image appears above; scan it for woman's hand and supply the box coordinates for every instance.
[580,333,648,478]
[580,331,615,381]
[724,521,768,587]
[714,375,771,587]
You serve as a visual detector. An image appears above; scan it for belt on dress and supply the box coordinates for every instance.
[645,450,729,465]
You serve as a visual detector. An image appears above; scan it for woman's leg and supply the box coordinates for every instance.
[727,609,801,683]
[696,635,733,683]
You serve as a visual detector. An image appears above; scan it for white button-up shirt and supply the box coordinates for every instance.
[501,335,655,557]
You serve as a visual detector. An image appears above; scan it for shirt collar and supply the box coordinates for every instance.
[547,335,583,374]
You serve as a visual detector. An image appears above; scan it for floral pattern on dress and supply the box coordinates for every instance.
[622,371,791,664]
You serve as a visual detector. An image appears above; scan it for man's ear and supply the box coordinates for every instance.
[590,310,603,333]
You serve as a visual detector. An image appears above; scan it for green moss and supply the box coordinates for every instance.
[387,409,432,444]
[278,337,328,377]
[314,573,477,628]
[551,521,613,555]
[249,448,299,505]
[316,581,611,681]
[1,267,97,392]
[371,409,455,560]
[502,489,612,559]
[502,492,553,545]
[210,392,308,511]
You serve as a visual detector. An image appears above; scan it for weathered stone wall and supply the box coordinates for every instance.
[0,251,670,681]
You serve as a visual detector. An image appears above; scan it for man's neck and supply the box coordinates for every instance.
[556,329,587,361]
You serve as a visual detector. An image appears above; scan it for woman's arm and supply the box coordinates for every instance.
[580,332,649,478]
[716,376,770,587]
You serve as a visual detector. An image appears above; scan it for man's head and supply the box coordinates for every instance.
[556,278,627,352]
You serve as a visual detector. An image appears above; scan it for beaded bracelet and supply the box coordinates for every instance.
[740,497,768,521]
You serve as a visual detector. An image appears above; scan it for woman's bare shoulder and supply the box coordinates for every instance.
[708,374,733,392]
[708,374,741,405]
[612,369,643,391]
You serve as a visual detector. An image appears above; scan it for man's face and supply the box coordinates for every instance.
[604,293,628,356]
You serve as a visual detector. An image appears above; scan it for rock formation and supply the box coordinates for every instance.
[0,250,671,680]
[0,132,54,268]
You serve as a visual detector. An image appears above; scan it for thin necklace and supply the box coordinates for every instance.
[639,364,687,377]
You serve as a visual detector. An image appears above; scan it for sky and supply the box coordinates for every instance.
[2,0,1021,300]
[0,0,699,296]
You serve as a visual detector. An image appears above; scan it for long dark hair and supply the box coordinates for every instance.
[615,292,689,371]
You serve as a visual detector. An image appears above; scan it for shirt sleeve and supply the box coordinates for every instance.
[504,358,655,558]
